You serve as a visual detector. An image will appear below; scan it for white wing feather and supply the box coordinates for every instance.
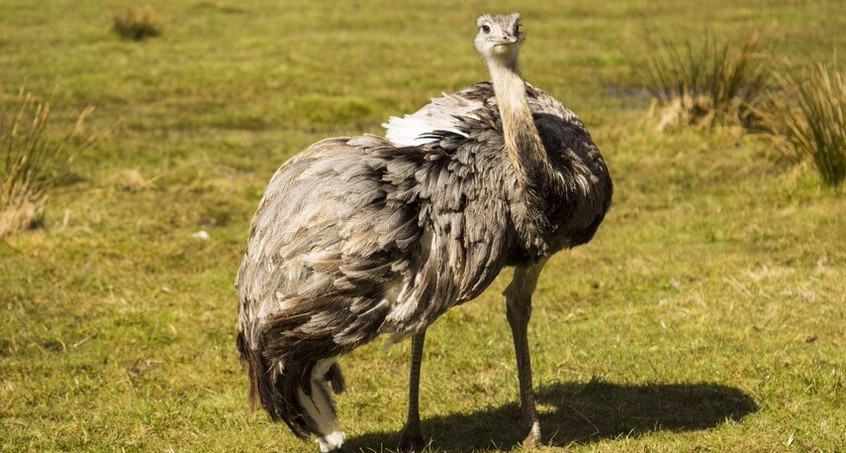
[383,92,484,146]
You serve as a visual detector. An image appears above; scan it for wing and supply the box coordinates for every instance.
[383,81,588,146]
[236,136,423,356]
[383,80,607,263]
[383,84,489,146]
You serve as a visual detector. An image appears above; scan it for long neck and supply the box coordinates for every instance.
[487,58,552,189]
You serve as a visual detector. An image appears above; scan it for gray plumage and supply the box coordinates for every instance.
[236,13,612,452]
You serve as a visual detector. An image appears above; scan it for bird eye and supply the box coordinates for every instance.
[514,25,520,35]
[481,24,490,34]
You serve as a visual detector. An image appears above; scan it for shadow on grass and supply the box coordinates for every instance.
[345,380,758,452]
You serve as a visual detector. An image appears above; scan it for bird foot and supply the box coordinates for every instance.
[520,421,541,449]
[398,423,426,453]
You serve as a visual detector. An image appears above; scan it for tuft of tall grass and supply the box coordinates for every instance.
[645,31,772,131]
[111,5,164,41]
[1,84,95,237]
[758,61,846,188]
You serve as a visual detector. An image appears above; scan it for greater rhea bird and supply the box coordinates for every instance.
[236,13,612,452]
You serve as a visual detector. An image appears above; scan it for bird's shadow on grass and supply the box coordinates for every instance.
[345,379,758,452]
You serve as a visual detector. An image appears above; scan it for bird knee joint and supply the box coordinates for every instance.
[506,298,531,322]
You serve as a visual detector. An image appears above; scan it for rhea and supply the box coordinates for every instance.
[236,13,612,452]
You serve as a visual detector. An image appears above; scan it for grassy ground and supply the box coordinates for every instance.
[1,1,843,452]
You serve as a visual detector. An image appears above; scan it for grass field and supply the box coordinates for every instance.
[1,1,843,452]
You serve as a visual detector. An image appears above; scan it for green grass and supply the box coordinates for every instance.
[110,5,165,41]
[644,30,771,129]
[759,60,846,188]
[1,84,95,237]
[1,1,844,452]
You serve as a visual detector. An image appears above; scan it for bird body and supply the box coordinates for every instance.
[237,13,612,452]
[384,80,610,253]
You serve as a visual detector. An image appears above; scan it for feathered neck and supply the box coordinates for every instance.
[486,57,552,190]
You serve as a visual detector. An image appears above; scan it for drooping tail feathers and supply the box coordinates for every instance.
[237,330,347,452]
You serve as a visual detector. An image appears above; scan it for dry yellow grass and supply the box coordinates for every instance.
[0,84,94,237]
[110,4,164,41]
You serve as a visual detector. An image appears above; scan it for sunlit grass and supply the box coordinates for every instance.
[758,60,846,188]
[0,1,843,452]
[110,4,164,41]
[644,31,772,130]
[0,84,94,237]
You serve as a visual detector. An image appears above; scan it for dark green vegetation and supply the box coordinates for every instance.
[1,1,843,452]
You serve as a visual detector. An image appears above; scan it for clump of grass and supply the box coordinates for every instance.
[758,61,846,188]
[645,31,772,131]
[112,168,158,192]
[1,84,95,237]
[111,5,164,41]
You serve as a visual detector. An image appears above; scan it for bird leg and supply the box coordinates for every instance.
[503,259,547,448]
[398,330,427,453]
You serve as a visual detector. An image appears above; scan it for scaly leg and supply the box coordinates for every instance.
[398,330,426,453]
[503,259,547,448]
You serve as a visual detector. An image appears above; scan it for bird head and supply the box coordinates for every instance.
[474,13,524,64]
